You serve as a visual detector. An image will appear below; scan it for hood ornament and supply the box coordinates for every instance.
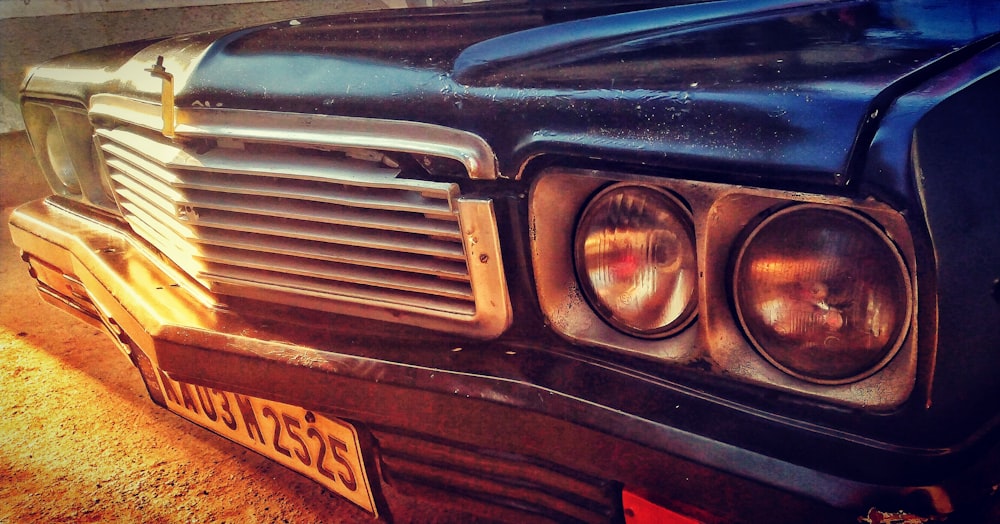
[145,56,175,138]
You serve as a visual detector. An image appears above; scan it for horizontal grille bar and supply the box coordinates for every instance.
[191,228,469,278]
[196,245,474,301]
[189,215,466,261]
[98,130,460,217]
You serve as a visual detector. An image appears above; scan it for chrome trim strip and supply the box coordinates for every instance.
[89,94,500,180]
[90,95,164,133]
[456,197,513,338]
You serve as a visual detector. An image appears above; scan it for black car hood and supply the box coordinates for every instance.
[30,0,1000,185]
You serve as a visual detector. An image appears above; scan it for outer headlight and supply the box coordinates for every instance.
[23,103,83,196]
[733,205,912,384]
[574,184,698,338]
[43,117,83,195]
[22,101,109,204]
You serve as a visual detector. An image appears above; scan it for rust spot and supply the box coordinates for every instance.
[857,508,931,524]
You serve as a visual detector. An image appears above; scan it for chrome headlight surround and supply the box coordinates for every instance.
[530,167,919,410]
[21,100,115,208]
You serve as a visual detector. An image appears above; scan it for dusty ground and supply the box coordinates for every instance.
[0,206,382,523]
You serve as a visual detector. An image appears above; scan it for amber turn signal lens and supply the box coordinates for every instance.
[733,205,911,383]
[574,184,698,338]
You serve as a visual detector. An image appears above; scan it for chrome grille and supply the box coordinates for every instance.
[89,98,510,337]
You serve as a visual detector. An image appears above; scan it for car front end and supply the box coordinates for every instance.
[9,1,1000,522]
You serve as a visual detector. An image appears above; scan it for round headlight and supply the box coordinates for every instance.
[733,205,912,384]
[574,184,698,338]
[44,120,82,195]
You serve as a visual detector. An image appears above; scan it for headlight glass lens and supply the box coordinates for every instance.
[23,102,95,199]
[733,205,911,383]
[574,184,698,338]
[45,119,82,195]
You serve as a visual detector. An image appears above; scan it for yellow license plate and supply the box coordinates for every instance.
[154,369,377,515]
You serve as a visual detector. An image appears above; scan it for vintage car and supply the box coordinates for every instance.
[8,0,1000,522]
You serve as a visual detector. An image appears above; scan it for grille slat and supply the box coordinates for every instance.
[117,197,193,247]
[191,228,470,280]
[177,193,462,239]
[119,205,204,277]
[97,127,196,172]
[196,245,474,301]
[190,216,467,261]
[176,173,455,217]
[110,174,180,219]
[108,168,178,206]
[205,268,478,316]
[101,141,183,185]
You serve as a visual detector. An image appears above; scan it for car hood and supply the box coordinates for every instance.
[25,0,1000,184]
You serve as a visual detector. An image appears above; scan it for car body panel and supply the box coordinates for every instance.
[23,1,1000,187]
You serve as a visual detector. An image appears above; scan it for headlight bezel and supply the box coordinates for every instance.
[530,166,920,410]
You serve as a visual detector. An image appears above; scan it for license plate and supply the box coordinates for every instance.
[154,368,377,515]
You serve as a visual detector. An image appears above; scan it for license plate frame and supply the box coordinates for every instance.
[154,368,378,515]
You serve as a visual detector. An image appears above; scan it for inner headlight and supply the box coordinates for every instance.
[574,184,698,338]
[733,205,912,384]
